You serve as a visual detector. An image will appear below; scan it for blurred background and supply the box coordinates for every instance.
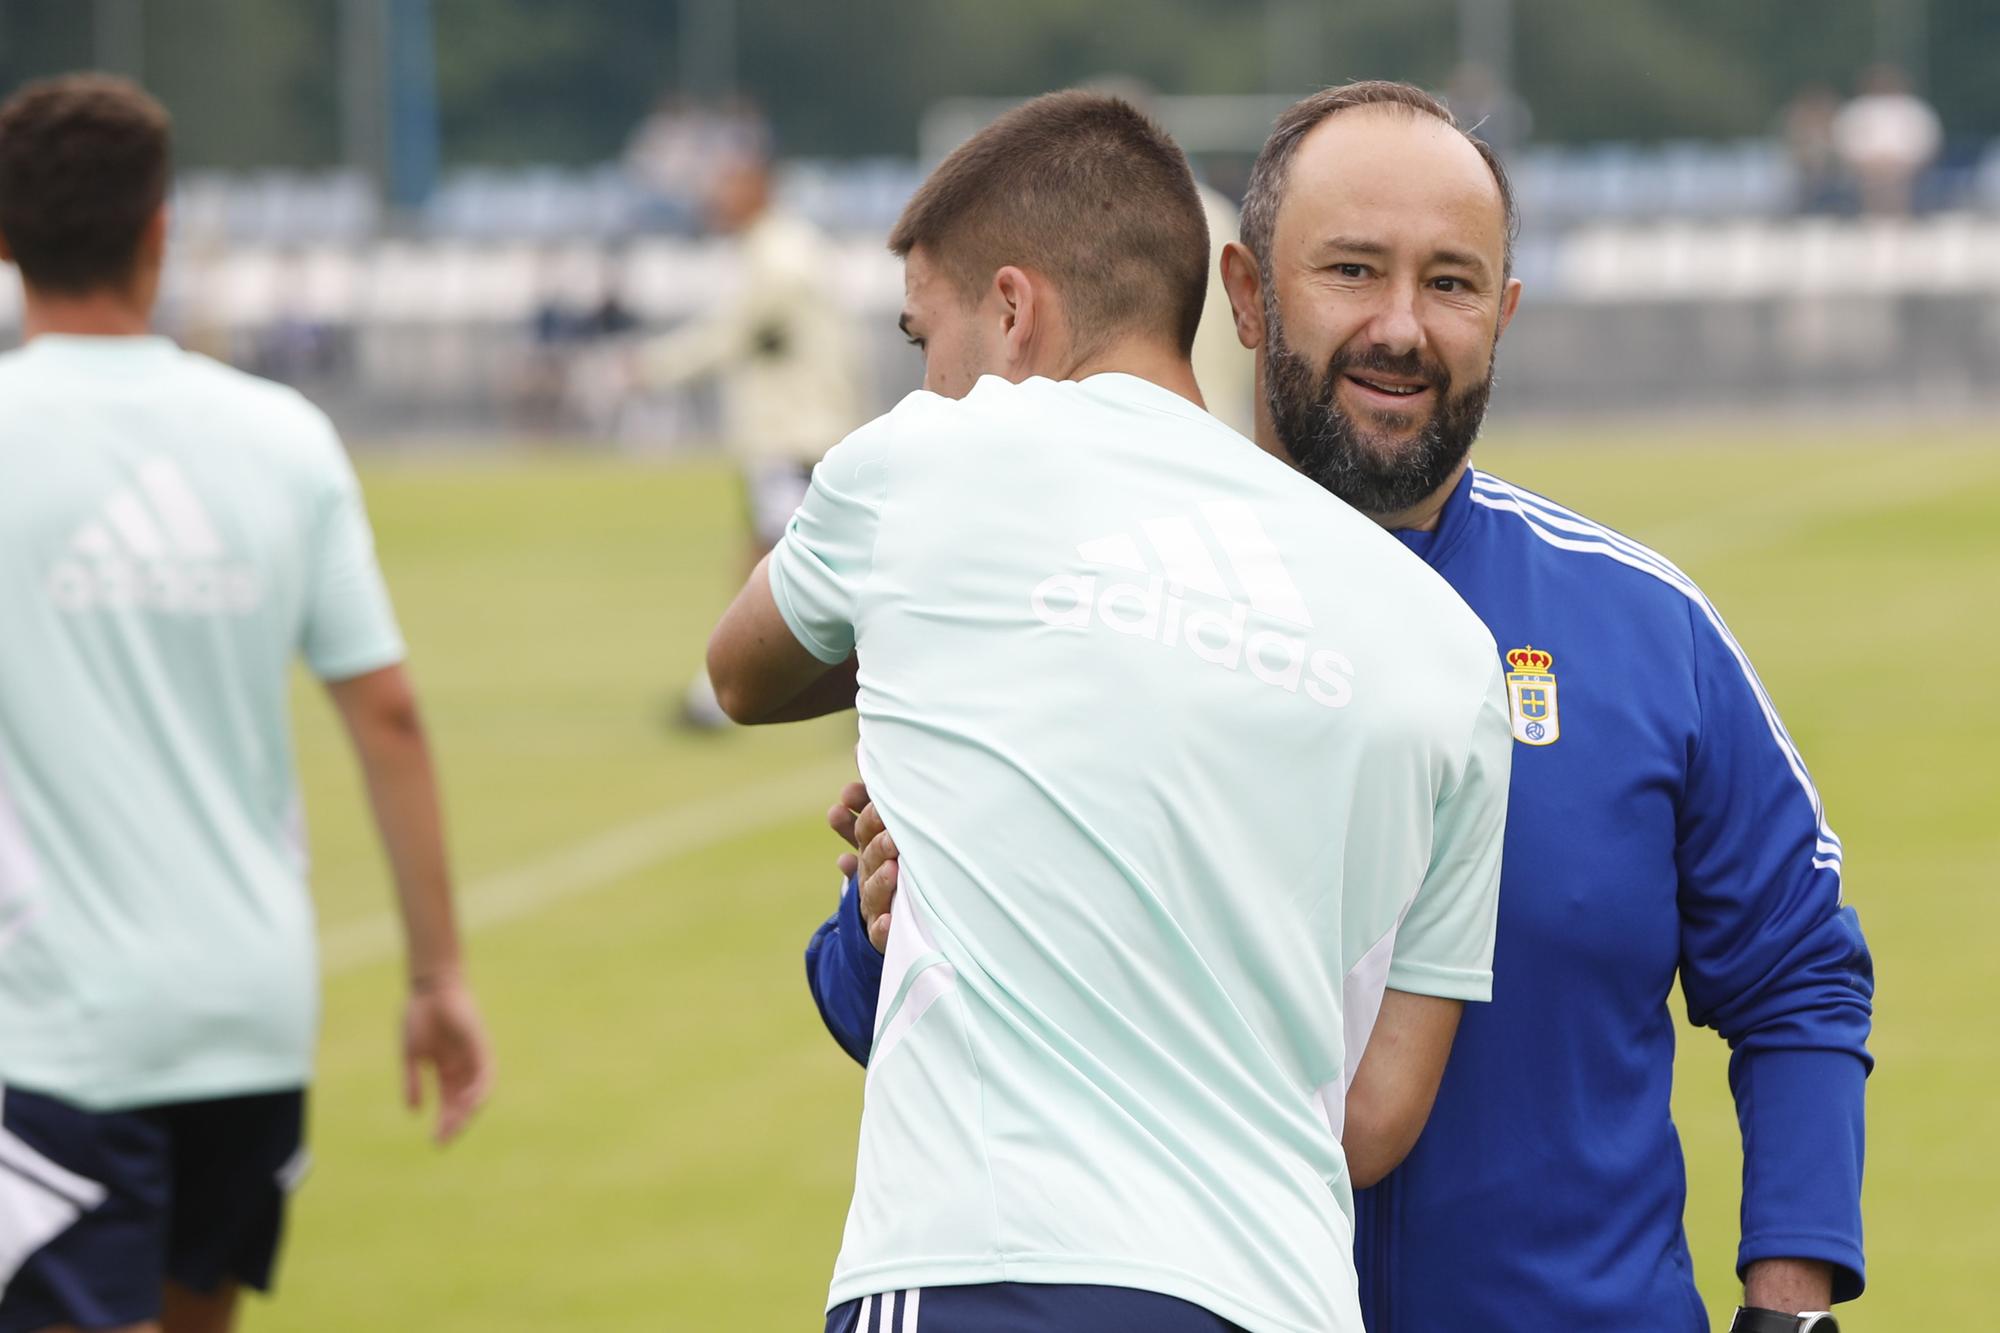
[3,1,1995,1328]
[4,0,2000,433]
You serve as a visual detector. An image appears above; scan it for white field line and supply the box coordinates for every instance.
[319,756,856,977]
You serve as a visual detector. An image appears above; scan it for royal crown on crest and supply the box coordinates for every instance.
[1506,646,1554,674]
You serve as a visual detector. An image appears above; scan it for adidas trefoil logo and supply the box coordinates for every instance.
[46,458,262,616]
[1030,498,1355,710]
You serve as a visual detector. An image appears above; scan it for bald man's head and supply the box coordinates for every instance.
[1239,80,1516,282]
[1224,81,1523,522]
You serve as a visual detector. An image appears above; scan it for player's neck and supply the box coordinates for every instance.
[22,287,154,340]
[1063,338,1207,413]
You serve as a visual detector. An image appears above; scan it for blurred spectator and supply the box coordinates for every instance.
[1833,64,1942,216]
[623,93,771,231]
[254,311,341,386]
[634,145,866,728]
[1783,84,1846,213]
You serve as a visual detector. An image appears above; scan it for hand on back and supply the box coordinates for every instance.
[828,781,900,953]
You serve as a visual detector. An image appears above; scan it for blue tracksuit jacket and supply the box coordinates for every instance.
[804,466,1873,1328]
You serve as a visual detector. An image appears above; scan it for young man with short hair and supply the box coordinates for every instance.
[0,74,493,1333]
[709,91,1511,1333]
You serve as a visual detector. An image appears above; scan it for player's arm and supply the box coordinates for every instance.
[707,428,887,723]
[302,422,492,1144]
[326,664,494,1144]
[1348,663,1512,1182]
[707,559,850,722]
[633,294,758,388]
[1675,602,1872,1307]
[1342,990,1462,1189]
[635,243,805,388]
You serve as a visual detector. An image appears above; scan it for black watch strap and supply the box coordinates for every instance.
[1731,1308,1840,1333]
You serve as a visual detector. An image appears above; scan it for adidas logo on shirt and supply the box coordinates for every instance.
[45,458,262,616]
[1030,499,1355,710]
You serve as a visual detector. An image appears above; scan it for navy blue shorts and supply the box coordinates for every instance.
[0,1083,307,1333]
[826,1283,1247,1332]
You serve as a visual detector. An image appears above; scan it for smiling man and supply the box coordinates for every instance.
[810,81,1872,1333]
[1241,104,1513,531]
[707,90,1512,1333]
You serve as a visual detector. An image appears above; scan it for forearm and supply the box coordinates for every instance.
[350,712,463,985]
[708,554,843,723]
[1342,1112,1412,1190]
[1744,1258,1833,1312]
[638,314,743,388]
[756,656,858,723]
[1341,990,1462,1189]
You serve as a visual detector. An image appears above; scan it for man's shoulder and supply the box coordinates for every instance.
[0,343,343,471]
[1467,469,1708,616]
[1264,469,1481,619]
[171,350,330,421]
[824,388,945,462]
[830,381,1008,458]
[169,353,348,471]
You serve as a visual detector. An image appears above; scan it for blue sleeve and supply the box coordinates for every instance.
[1675,601,1874,1302]
[804,875,886,1067]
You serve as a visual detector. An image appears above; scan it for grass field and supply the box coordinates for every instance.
[246,423,2000,1331]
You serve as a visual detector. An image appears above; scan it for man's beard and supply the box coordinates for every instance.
[1262,292,1497,519]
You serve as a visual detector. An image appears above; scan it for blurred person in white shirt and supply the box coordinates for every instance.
[636,147,866,729]
[1832,64,1942,216]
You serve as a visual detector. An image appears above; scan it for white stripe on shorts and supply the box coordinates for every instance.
[0,1085,108,1288]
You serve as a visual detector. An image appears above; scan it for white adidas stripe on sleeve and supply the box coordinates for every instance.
[1468,474,1843,875]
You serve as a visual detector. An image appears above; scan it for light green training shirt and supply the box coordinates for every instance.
[769,373,1511,1333]
[0,335,404,1111]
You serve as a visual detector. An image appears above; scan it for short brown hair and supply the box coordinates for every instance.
[889,90,1209,357]
[1240,80,1517,279]
[0,73,172,295]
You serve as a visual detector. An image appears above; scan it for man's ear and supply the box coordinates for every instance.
[1495,276,1523,342]
[1219,242,1266,352]
[991,264,1043,380]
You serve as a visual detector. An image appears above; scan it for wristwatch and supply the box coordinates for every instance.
[1729,1307,1840,1333]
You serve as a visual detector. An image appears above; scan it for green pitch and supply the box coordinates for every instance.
[245,424,1998,1330]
